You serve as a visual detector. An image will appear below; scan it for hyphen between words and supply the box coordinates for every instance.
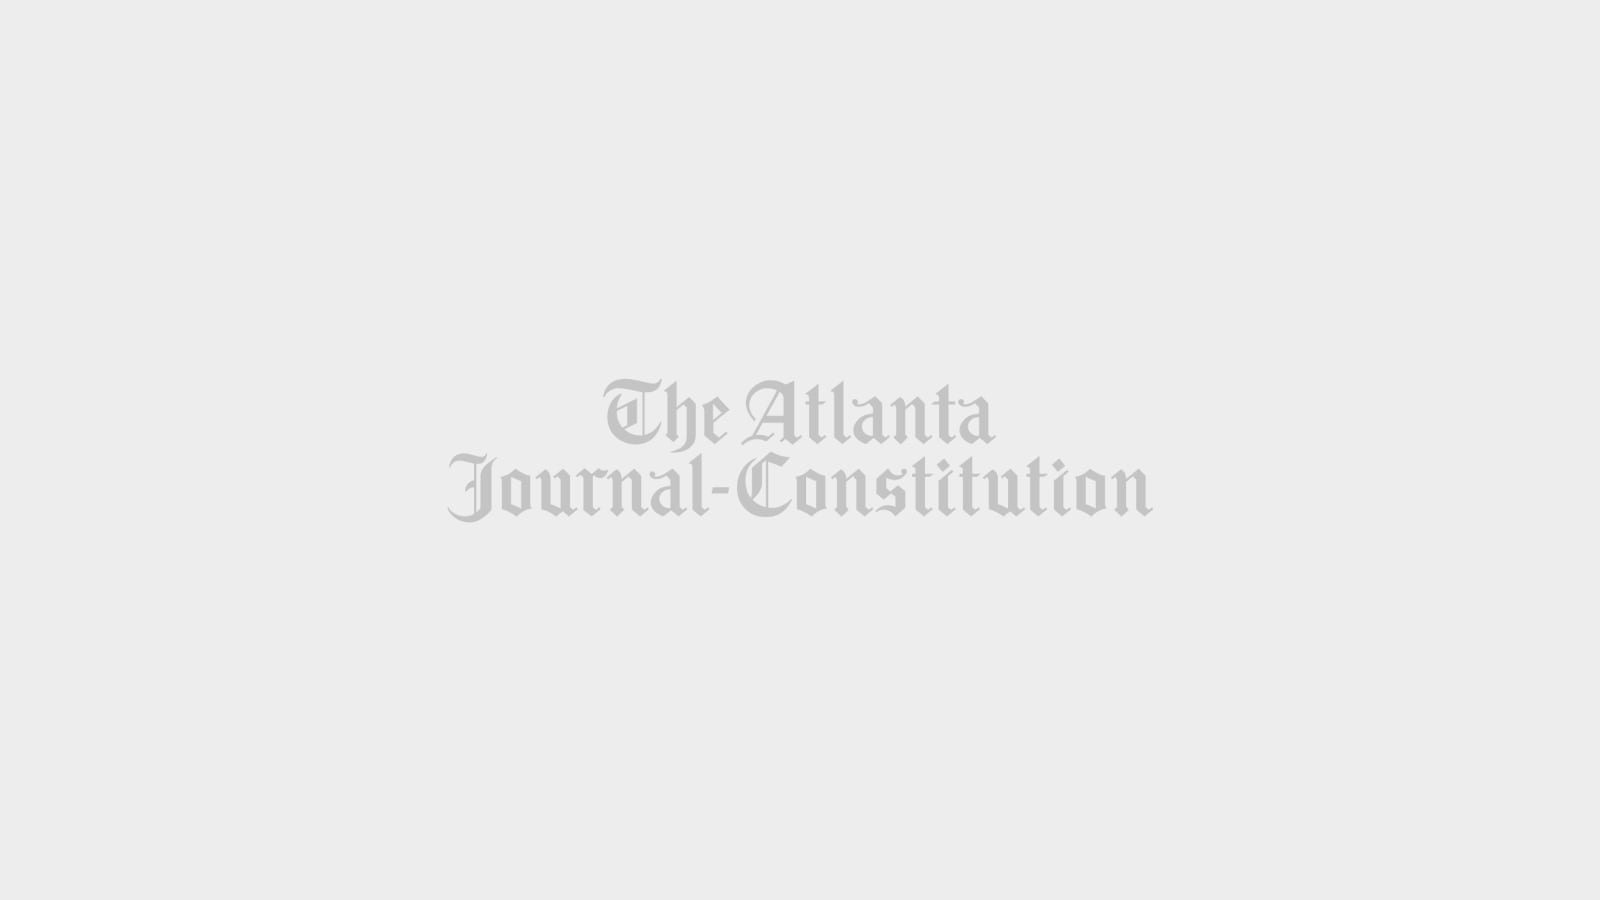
[450,380,1152,520]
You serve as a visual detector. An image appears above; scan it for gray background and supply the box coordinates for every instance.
[3,2,1596,897]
